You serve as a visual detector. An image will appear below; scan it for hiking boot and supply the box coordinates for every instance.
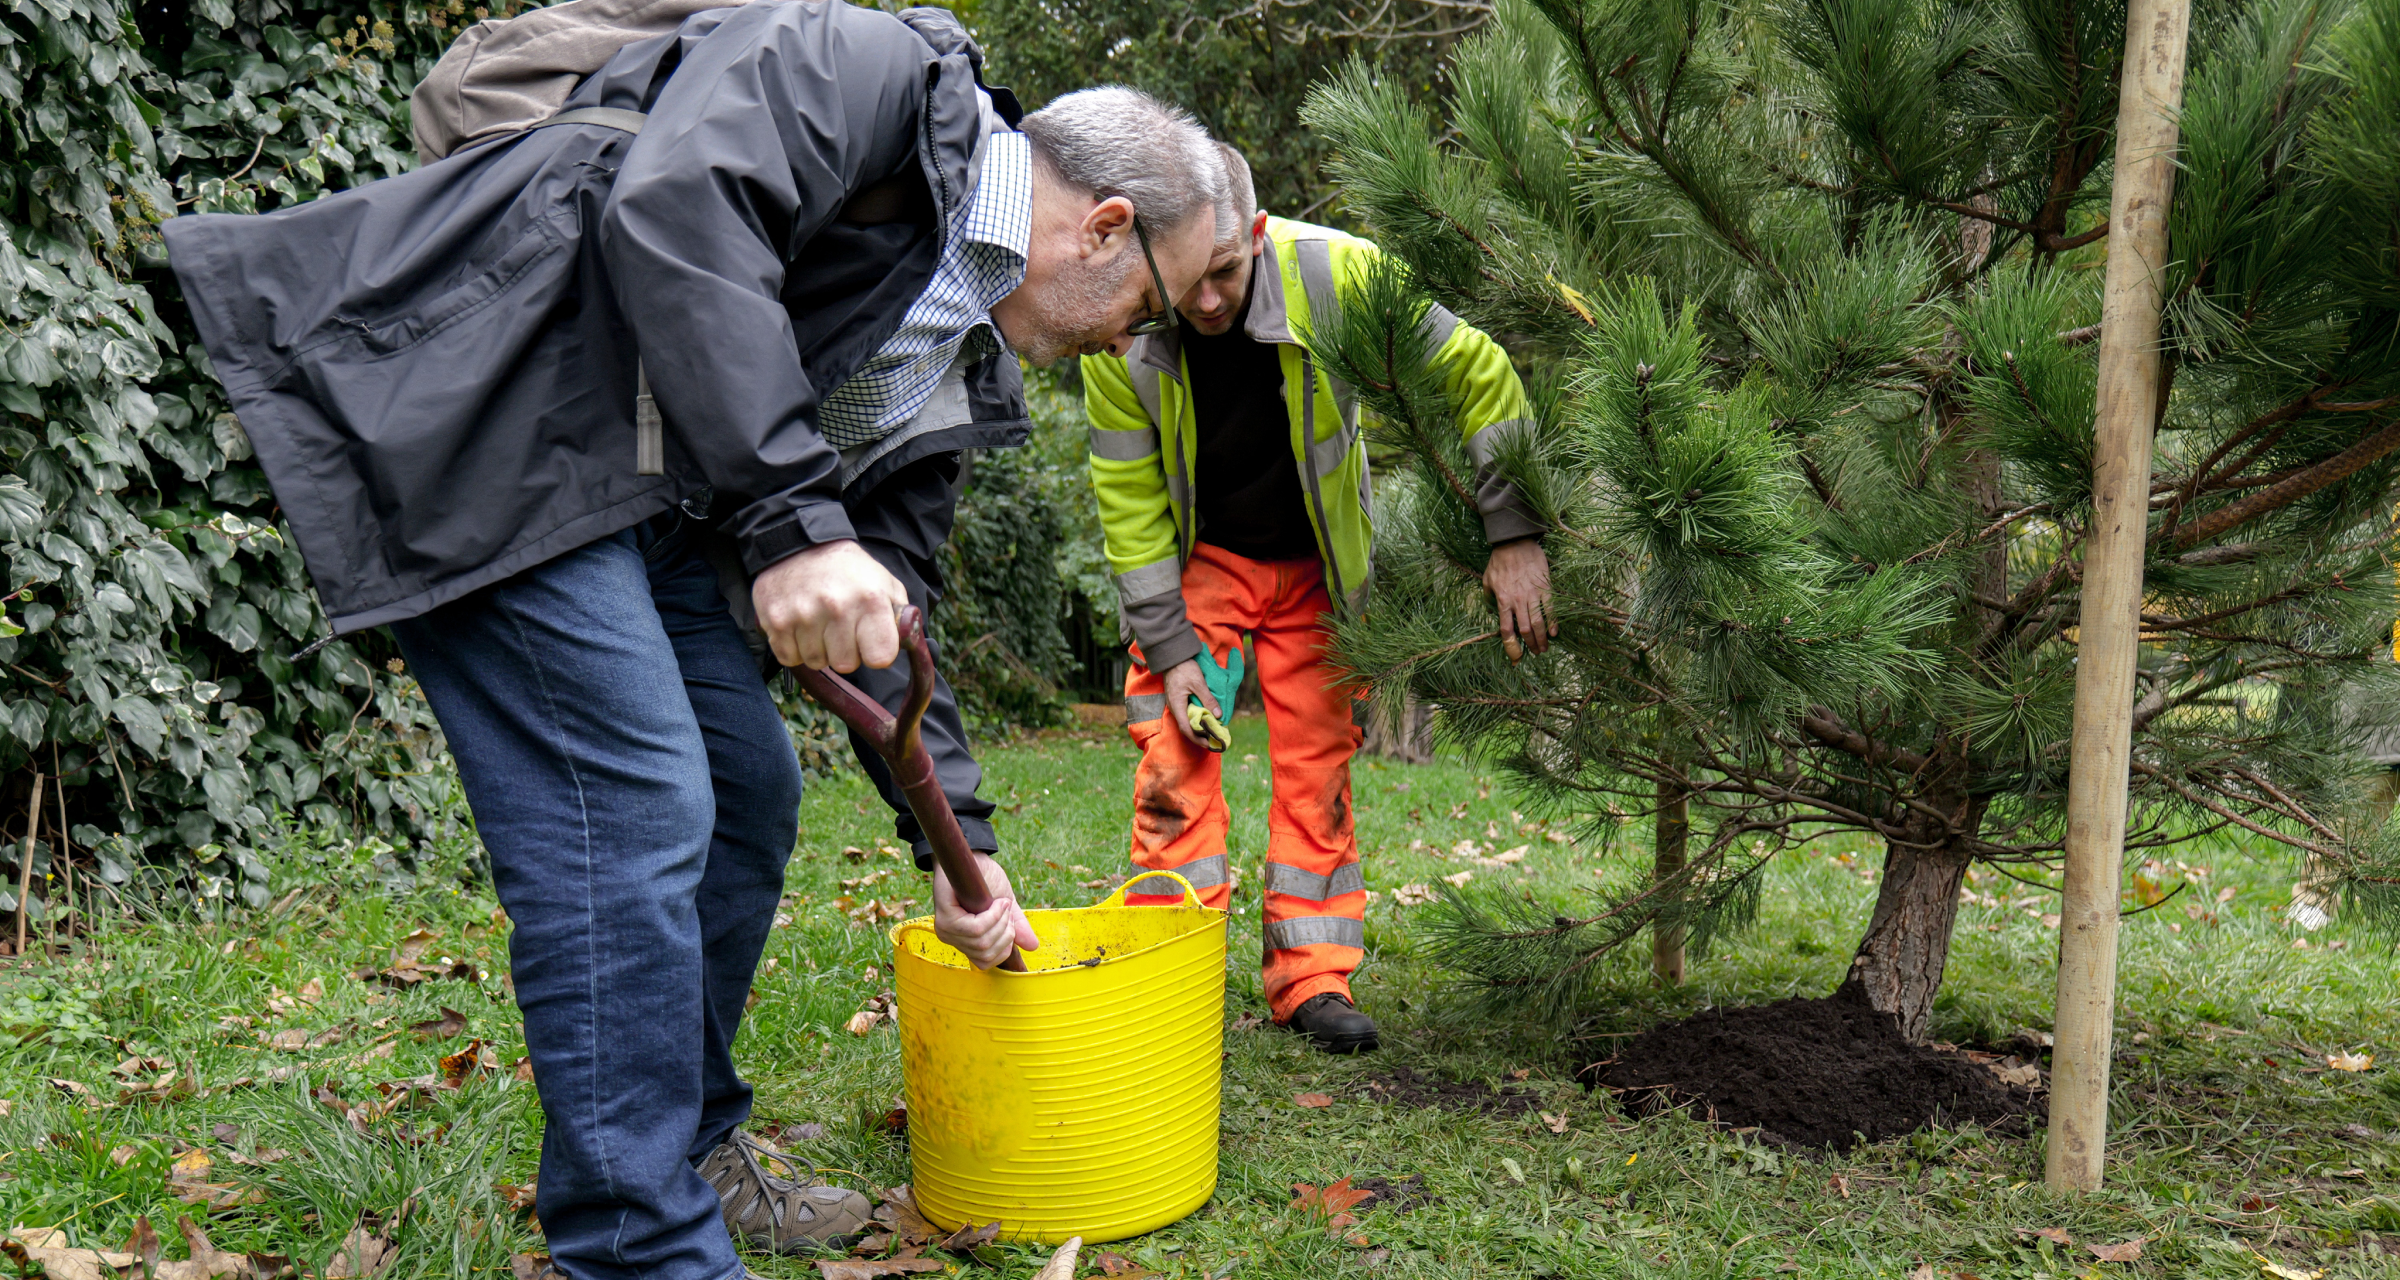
[696,1130,873,1252]
[1284,992,1380,1054]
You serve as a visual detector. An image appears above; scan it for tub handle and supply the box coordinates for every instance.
[1106,870,1205,909]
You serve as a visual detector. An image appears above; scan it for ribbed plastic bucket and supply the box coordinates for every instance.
[890,871,1227,1244]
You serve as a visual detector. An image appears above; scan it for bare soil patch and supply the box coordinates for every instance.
[1353,1065,1546,1116]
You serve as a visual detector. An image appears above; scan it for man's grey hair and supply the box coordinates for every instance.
[1020,87,1230,240]
[1215,142,1258,250]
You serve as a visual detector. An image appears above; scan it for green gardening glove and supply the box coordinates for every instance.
[1195,642,1244,715]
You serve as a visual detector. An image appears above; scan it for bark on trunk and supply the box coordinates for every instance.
[1651,781,1688,985]
[1842,836,1976,1041]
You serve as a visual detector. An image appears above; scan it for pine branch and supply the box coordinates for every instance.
[2171,416,2400,547]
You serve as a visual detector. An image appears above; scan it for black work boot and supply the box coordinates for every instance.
[1285,992,1380,1054]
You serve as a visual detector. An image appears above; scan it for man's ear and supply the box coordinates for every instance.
[1081,195,1137,259]
[1250,210,1269,255]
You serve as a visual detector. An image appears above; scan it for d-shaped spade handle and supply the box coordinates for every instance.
[791,605,1026,972]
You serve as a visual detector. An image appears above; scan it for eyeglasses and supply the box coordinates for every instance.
[1125,215,1177,336]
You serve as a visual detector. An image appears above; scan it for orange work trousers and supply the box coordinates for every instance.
[1120,543,1364,1021]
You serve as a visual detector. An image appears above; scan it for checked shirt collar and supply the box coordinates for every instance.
[815,130,1032,449]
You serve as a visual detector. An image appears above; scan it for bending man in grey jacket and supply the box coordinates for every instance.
[163,5,1223,1278]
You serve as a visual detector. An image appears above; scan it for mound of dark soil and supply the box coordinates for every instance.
[1593,988,2043,1149]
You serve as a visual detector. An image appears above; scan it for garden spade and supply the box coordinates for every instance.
[791,605,1028,972]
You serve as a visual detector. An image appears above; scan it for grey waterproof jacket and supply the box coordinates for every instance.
[162,2,1028,634]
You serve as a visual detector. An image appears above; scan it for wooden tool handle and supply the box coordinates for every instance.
[792,606,1026,972]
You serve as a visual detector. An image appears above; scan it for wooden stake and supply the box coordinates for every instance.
[16,771,42,958]
[2046,0,2191,1193]
[1651,781,1688,985]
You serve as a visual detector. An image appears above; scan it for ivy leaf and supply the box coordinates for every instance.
[114,695,165,755]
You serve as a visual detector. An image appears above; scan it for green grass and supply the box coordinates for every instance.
[6,714,2399,1278]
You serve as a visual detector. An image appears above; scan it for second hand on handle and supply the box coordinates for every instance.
[791,605,1027,972]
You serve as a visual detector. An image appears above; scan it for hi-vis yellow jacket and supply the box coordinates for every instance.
[1083,217,1538,674]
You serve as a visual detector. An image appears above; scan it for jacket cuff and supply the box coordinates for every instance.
[1482,505,1545,545]
[740,498,860,575]
[1139,625,1204,675]
[910,815,999,872]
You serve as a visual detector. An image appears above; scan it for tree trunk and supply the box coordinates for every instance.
[1651,781,1688,985]
[1841,835,1976,1041]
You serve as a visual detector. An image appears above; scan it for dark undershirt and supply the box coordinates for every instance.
[1185,268,1318,562]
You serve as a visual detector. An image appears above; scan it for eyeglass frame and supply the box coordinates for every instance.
[1124,215,1178,337]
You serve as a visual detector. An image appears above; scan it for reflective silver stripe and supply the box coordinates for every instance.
[1125,692,1167,724]
[1294,238,1341,331]
[1465,417,1535,467]
[1089,425,1160,461]
[1125,854,1229,894]
[538,106,647,135]
[1130,362,1163,425]
[1309,418,1360,476]
[1419,302,1461,356]
[1113,558,1182,605]
[635,361,664,476]
[1265,915,1366,951]
[1263,862,1365,902]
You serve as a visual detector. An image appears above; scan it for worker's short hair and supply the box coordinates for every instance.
[1215,142,1257,250]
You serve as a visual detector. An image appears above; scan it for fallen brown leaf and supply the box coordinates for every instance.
[393,928,440,967]
[845,1010,884,1036]
[1907,1266,1938,1280]
[1539,1111,1569,1134]
[870,1187,940,1243]
[1292,1175,1375,1235]
[2327,1051,2374,1072]
[2087,1238,2145,1263]
[108,1143,138,1166]
[154,1219,247,1280]
[937,1221,1000,1252]
[511,1253,558,1280]
[126,1217,163,1272]
[1293,1092,1334,1108]
[322,1219,396,1278]
[166,1147,266,1208]
[513,1056,536,1084]
[409,1008,469,1040]
[1030,1237,1083,1280]
[813,1261,943,1279]
[1827,1172,1851,1199]
[497,1181,538,1212]
[1230,1013,1266,1032]
[1095,1252,1155,1277]
[5,1228,141,1280]
[2019,1226,2072,1247]
[439,1039,500,1088]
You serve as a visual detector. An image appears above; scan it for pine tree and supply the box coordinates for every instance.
[1303,0,2400,1038]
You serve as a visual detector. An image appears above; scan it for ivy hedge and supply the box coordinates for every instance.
[0,0,491,920]
[0,0,1118,925]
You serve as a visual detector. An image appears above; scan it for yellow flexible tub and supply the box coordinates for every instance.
[891,871,1227,1244]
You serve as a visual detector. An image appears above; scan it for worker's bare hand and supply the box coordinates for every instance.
[932,852,1038,970]
[1484,538,1556,659]
[754,539,910,672]
[1160,657,1214,748]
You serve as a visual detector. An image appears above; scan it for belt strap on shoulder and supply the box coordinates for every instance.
[538,107,648,135]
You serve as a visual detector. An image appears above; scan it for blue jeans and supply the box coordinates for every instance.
[392,514,796,1280]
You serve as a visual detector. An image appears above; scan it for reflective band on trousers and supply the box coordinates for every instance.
[1124,692,1167,724]
[1124,854,1229,894]
[1262,861,1364,903]
[1264,915,1366,951]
